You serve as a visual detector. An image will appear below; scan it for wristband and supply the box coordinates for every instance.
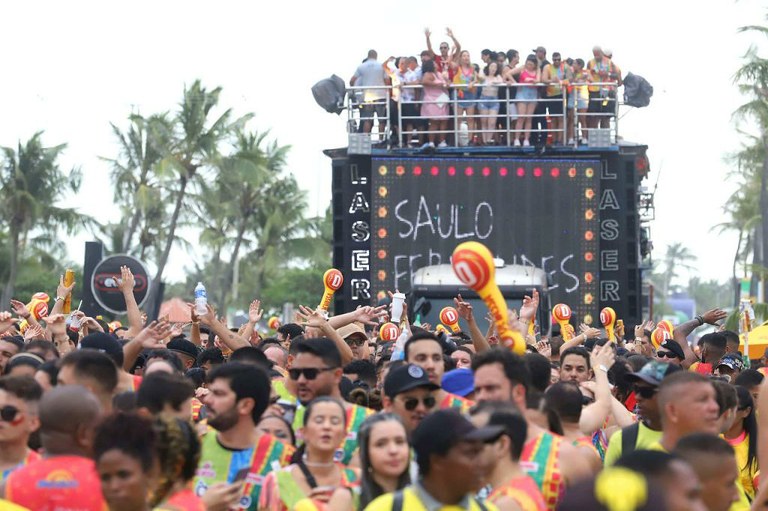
[695,315,704,326]
[55,296,65,302]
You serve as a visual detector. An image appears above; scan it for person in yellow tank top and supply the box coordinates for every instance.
[724,387,758,500]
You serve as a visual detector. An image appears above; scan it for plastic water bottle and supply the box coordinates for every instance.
[194,282,208,316]
[458,121,469,147]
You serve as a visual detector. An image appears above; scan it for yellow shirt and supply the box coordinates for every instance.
[725,432,757,500]
[364,486,498,511]
[604,423,663,466]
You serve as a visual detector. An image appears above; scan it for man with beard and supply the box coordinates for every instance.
[289,338,373,464]
[195,363,293,511]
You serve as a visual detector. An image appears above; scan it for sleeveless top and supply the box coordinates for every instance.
[5,455,107,511]
[453,66,477,98]
[520,431,565,511]
[292,403,373,464]
[545,64,567,97]
[489,475,547,511]
[194,433,294,510]
[258,465,359,511]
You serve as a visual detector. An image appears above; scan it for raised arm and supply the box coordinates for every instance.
[297,305,354,365]
[49,274,75,317]
[424,27,435,57]
[122,320,173,371]
[198,304,249,352]
[579,345,615,434]
[674,309,727,368]
[239,299,263,346]
[328,305,387,330]
[117,266,143,337]
[446,27,461,59]
[455,294,490,353]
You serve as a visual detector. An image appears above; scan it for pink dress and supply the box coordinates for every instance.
[421,72,449,118]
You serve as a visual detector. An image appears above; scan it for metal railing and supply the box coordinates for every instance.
[346,81,620,149]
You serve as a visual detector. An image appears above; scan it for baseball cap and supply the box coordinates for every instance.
[337,323,367,341]
[603,48,613,57]
[412,409,505,465]
[167,337,199,362]
[625,360,682,386]
[717,353,745,372]
[442,368,474,397]
[80,332,123,361]
[384,364,439,398]
[659,339,685,360]
[532,46,546,53]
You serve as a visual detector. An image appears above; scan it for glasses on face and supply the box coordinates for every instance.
[656,351,677,359]
[634,385,658,399]
[347,338,366,347]
[401,395,437,411]
[0,405,21,422]
[288,367,337,381]
[440,46,448,50]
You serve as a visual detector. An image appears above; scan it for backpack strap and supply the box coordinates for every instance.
[392,490,404,511]
[622,422,641,456]
[475,497,488,511]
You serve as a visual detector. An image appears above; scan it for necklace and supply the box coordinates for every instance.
[301,454,335,468]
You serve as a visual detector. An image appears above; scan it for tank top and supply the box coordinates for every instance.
[5,455,107,511]
[489,475,547,511]
[520,431,565,511]
[545,64,567,97]
[453,66,476,98]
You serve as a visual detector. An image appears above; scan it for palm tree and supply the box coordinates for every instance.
[661,242,698,301]
[148,80,251,284]
[734,21,768,301]
[0,132,90,304]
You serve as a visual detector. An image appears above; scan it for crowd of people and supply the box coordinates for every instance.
[0,266,766,511]
[349,28,623,148]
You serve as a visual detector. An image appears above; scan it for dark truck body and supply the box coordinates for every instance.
[328,143,650,328]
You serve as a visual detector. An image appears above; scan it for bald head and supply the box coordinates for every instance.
[39,385,101,455]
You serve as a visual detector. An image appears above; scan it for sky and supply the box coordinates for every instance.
[0,0,763,287]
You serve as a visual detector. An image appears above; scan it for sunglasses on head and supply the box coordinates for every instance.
[401,395,436,411]
[0,405,21,423]
[288,367,336,381]
[634,385,658,399]
[656,351,677,359]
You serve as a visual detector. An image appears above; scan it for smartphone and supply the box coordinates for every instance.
[233,467,250,483]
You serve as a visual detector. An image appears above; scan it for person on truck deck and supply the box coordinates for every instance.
[404,332,474,412]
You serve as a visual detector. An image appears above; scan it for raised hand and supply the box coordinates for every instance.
[446,27,454,38]
[81,317,105,333]
[424,27,431,37]
[702,309,728,325]
[45,313,67,336]
[24,323,45,341]
[57,274,75,299]
[9,299,31,319]
[133,320,174,349]
[248,299,263,324]
[296,305,328,330]
[0,311,19,334]
[579,324,601,339]
[590,343,616,370]
[354,305,388,326]
[519,289,540,322]
[454,294,475,322]
[117,266,135,294]
[536,339,552,358]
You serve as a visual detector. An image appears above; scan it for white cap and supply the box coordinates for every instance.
[603,48,613,58]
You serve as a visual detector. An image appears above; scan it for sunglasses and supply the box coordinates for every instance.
[288,367,336,381]
[440,46,449,50]
[401,396,437,411]
[0,405,21,423]
[347,338,367,347]
[656,351,677,359]
[634,386,658,399]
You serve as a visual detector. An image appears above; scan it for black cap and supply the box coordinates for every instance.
[167,337,199,361]
[384,364,439,398]
[659,339,685,360]
[413,409,504,464]
[80,332,123,361]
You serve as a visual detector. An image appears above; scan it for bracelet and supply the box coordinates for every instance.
[695,315,704,326]
[55,296,65,302]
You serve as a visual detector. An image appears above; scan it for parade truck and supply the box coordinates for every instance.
[322,82,653,329]
[327,142,651,330]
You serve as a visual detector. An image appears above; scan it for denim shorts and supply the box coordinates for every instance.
[477,98,500,112]
[455,88,477,109]
[516,86,538,102]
